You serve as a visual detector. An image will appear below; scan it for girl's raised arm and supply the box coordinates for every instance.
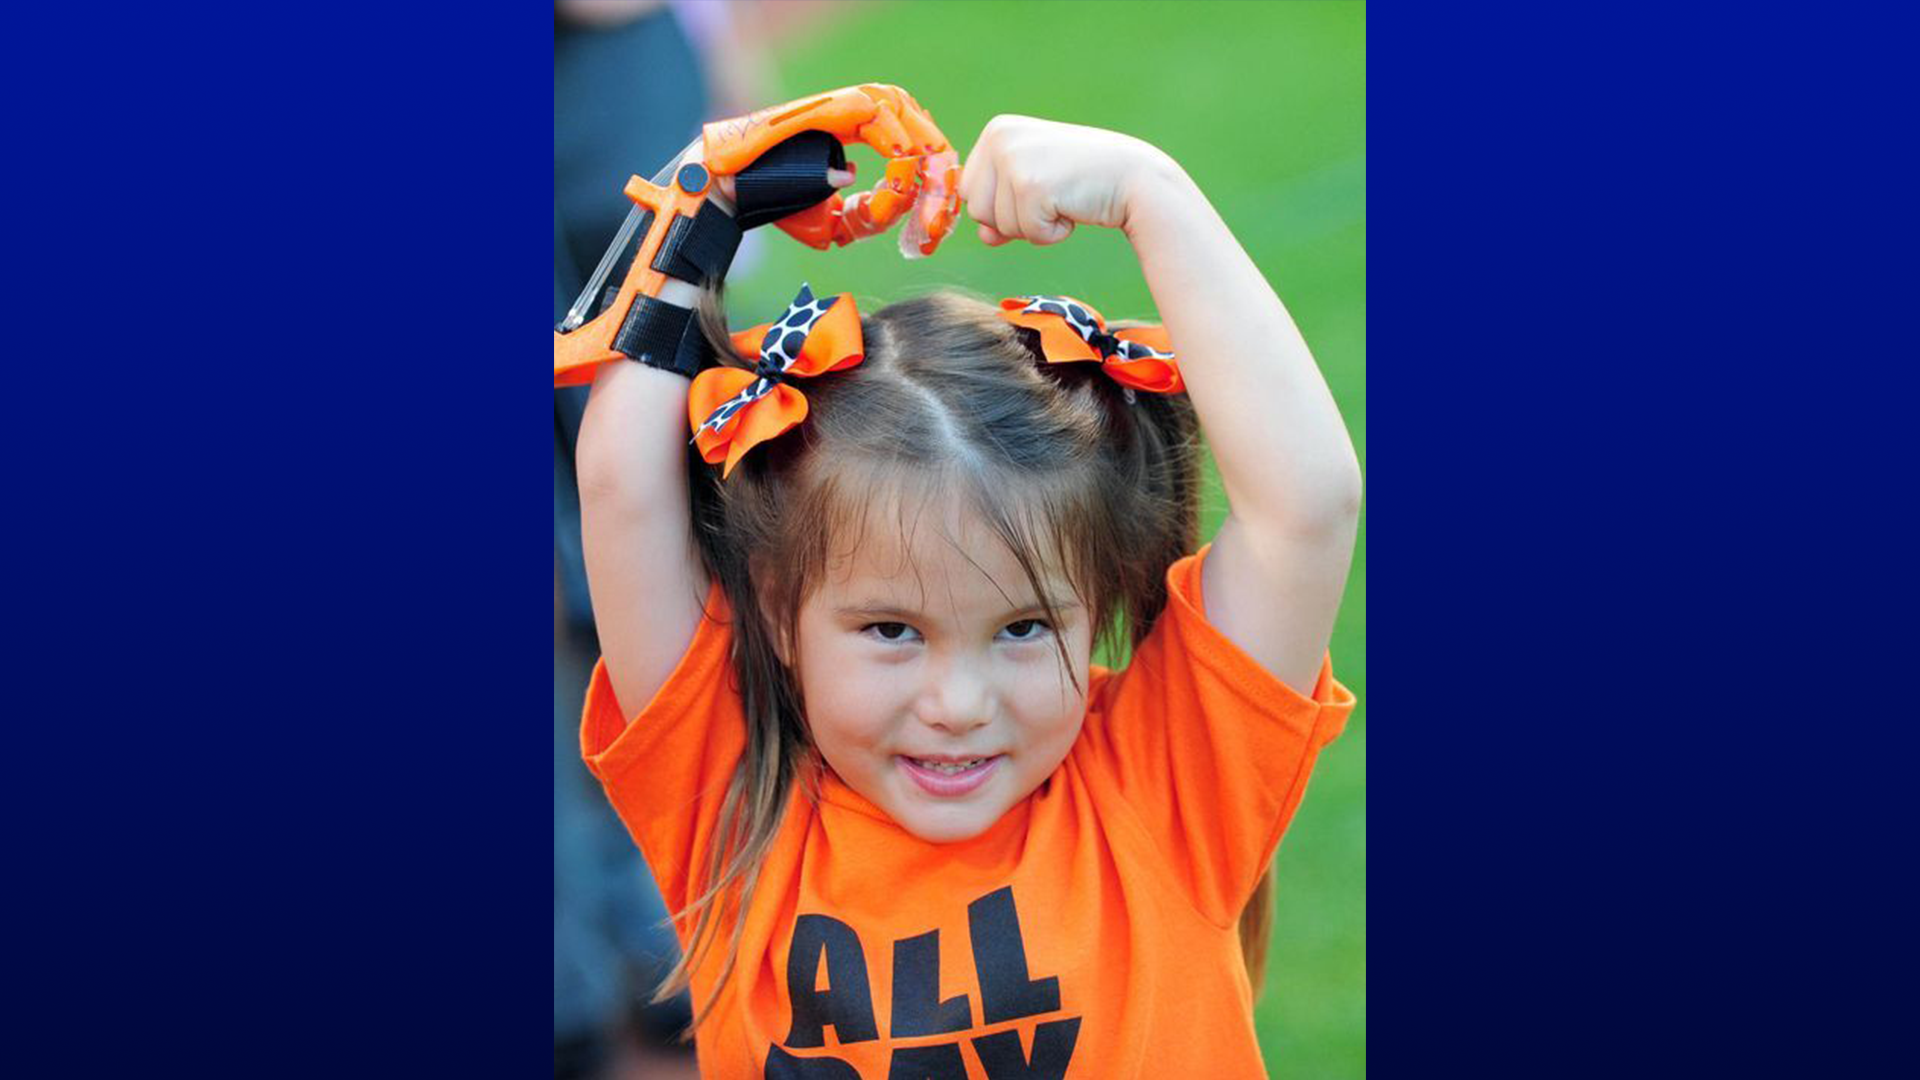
[571,163,736,723]
[1121,153,1361,695]
[576,340,712,724]
[960,116,1362,696]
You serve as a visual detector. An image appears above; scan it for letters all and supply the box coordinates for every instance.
[768,886,1080,1079]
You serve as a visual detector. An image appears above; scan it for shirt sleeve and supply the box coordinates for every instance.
[578,578,746,916]
[1074,542,1356,927]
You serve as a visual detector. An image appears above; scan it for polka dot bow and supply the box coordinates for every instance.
[689,283,865,478]
[998,295,1185,395]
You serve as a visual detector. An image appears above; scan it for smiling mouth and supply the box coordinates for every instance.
[898,755,1003,796]
[906,757,990,774]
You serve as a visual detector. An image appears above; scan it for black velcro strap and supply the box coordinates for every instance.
[733,131,848,230]
[612,294,713,379]
[649,200,742,285]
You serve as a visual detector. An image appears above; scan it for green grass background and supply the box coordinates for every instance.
[727,2,1365,1073]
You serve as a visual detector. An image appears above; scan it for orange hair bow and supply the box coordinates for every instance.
[689,283,864,478]
[998,295,1184,396]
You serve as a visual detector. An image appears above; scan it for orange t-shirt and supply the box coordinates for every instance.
[581,542,1356,1078]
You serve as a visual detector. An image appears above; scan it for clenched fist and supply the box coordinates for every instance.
[957,115,1169,246]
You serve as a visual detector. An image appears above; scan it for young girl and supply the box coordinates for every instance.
[572,110,1360,1077]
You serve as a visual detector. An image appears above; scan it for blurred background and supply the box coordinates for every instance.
[555,2,1364,1076]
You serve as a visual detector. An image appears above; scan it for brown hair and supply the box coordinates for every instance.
[653,282,1276,1033]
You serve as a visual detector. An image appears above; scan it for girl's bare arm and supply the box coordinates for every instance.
[1122,153,1361,695]
[576,351,712,723]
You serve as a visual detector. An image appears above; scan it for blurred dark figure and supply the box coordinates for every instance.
[555,3,743,1078]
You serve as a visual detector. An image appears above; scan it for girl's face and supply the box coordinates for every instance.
[787,499,1092,844]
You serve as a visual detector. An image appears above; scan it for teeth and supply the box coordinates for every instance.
[913,758,985,774]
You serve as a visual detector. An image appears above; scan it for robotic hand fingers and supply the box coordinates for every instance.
[556,85,961,386]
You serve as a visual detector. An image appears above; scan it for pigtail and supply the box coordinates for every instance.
[652,281,814,1041]
[1115,381,1201,650]
[1091,319,1201,656]
[1239,872,1277,999]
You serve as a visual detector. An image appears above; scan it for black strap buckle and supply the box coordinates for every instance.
[649,200,743,286]
[613,293,712,379]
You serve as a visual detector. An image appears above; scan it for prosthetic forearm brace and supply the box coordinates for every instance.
[554,85,960,386]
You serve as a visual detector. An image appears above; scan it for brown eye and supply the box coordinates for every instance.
[865,622,919,643]
[1002,619,1051,641]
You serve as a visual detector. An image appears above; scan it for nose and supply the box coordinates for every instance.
[916,654,993,734]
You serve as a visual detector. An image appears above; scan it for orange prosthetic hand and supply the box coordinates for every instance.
[554,84,960,387]
[704,85,961,253]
